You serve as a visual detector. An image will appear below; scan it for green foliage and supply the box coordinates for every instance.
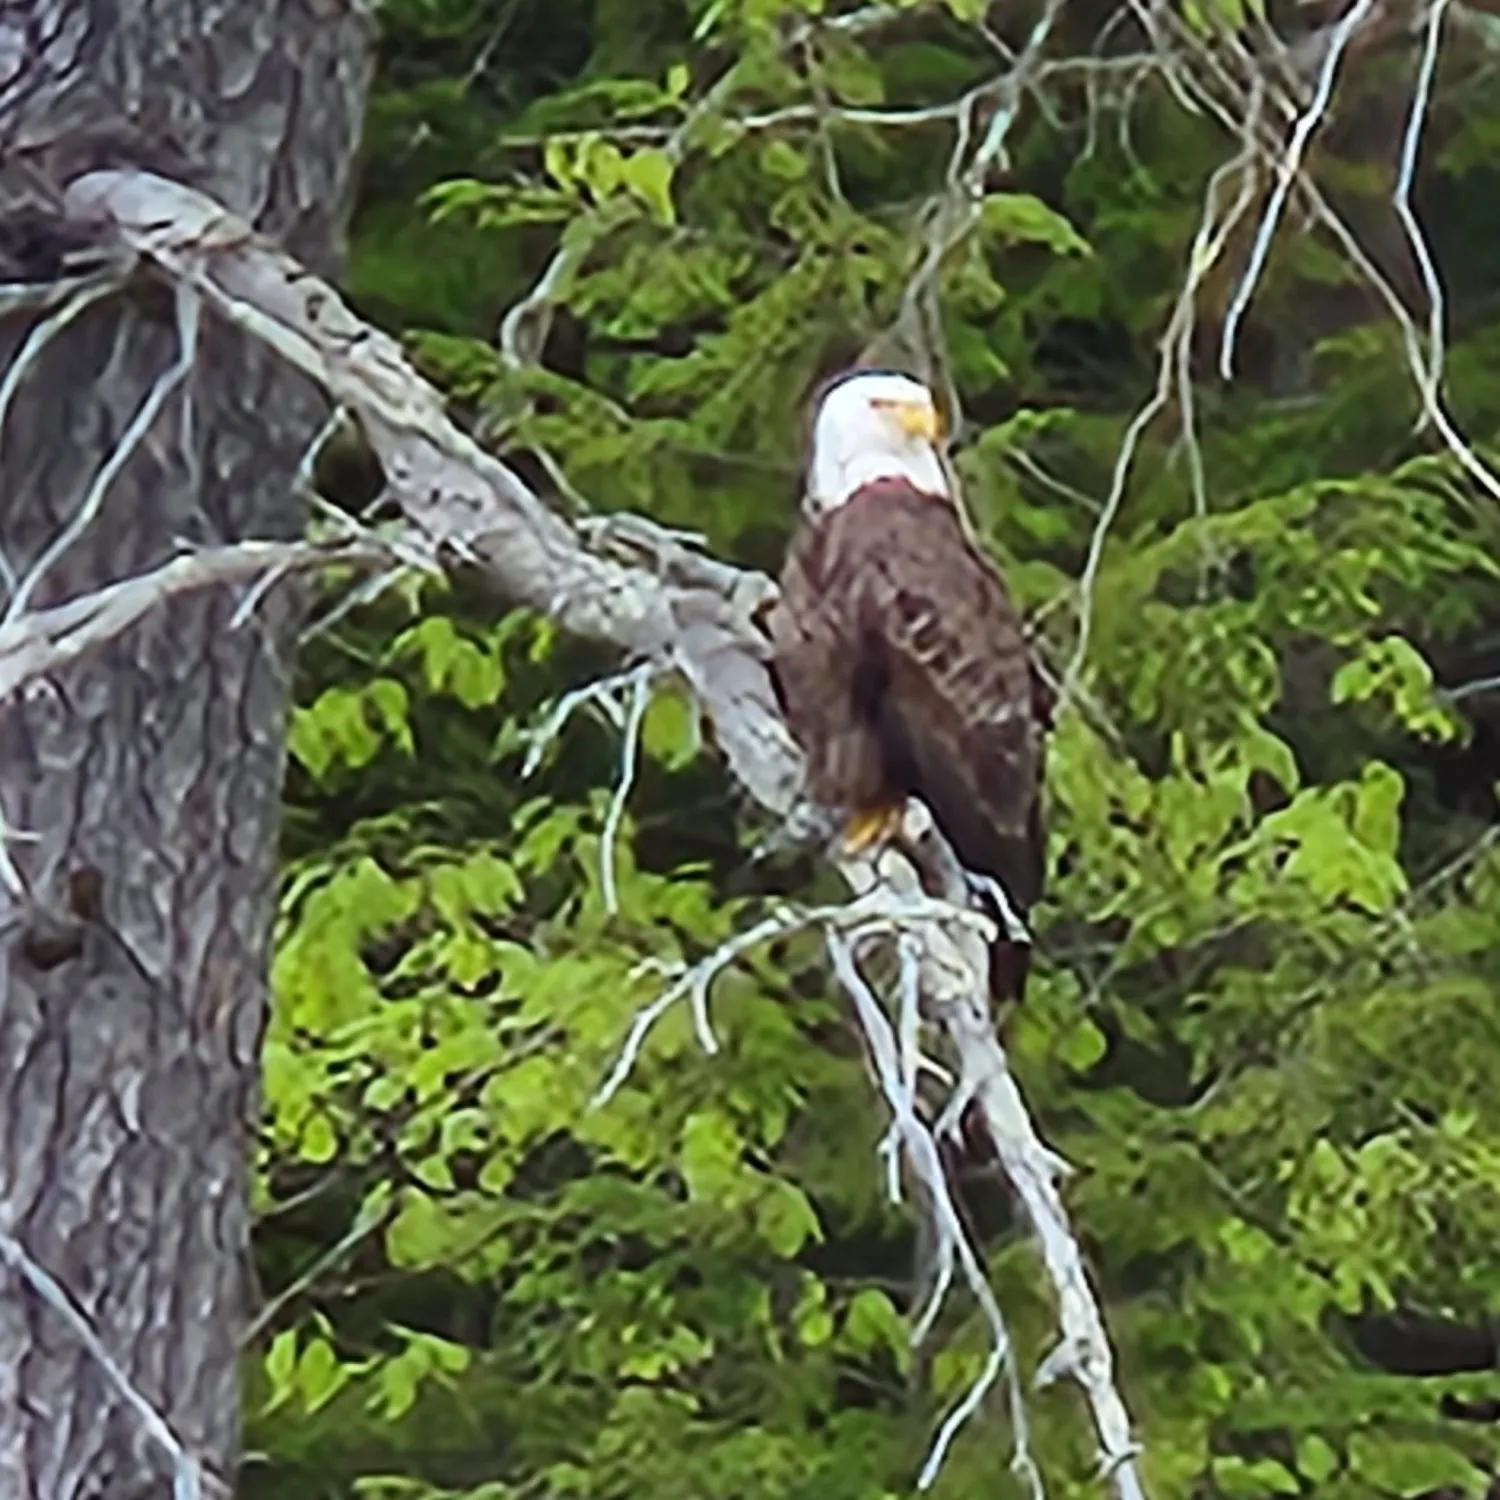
[252,2,1500,1498]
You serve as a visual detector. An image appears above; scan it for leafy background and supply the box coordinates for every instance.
[245,1,1500,1496]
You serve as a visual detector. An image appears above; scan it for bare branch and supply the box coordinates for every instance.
[827,932,1039,1498]
[6,283,200,622]
[1219,0,1379,379]
[0,794,38,901]
[594,882,997,1107]
[240,1190,395,1349]
[1064,120,1262,704]
[872,0,1069,406]
[498,230,598,372]
[523,661,661,914]
[851,842,1143,1497]
[0,539,390,703]
[602,667,653,914]
[59,168,1147,1496]
[1394,0,1452,420]
[0,272,126,604]
[1163,3,1500,506]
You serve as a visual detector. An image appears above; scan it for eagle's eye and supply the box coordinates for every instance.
[870,396,942,443]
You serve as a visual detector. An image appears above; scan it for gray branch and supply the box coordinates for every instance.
[56,166,1145,1495]
[0,540,391,702]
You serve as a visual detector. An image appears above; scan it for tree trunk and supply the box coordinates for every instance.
[0,4,371,1496]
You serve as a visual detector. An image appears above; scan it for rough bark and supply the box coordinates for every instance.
[0,4,371,1497]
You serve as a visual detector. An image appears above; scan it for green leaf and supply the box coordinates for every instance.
[754,1178,822,1256]
[365,678,413,754]
[479,1151,514,1194]
[543,135,579,193]
[622,148,675,225]
[287,705,335,781]
[353,1181,394,1235]
[1237,719,1301,795]
[1212,1456,1299,1496]
[1352,761,1404,858]
[297,1335,349,1415]
[488,1054,566,1144]
[1056,1017,1107,1071]
[448,643,504,709]
[386,1191,449,1268]
[1348,1434,1478,1492]
[679,1110,747,1202]
[459,847,526,912]
[579,137,625,199]
[424,1332,473,1375]
[411,1152,455,1192]
[758,138,808,182]
[1298,1433,1340,1483]
[691,0,732,40]
[979,192,1091,256]
[1219,1220,1274,1266]
[841,1288,910,1371]
[364,1074,407,1111]
[640,688,701,769]
[1331,634,1461,740]
[300,1112,339,1164]
[820,38,885,106]
[264,1329,299,1413]
[375,1352,420,1421]
[792,1275,833,1348]
[931,1347,984,1398]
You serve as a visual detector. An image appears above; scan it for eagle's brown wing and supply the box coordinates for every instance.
[868,491,1046,909]
[766,509,892,819]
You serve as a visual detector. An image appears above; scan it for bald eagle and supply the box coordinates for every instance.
[765,369,1053,1002]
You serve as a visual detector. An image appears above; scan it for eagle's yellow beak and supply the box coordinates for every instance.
[875,396,942,443]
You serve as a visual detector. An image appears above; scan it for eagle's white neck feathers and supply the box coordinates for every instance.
[804,372,950,515]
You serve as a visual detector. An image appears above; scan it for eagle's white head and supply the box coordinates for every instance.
[804,369,950,515]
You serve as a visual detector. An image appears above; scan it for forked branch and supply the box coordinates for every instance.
[44,168,1144,1496]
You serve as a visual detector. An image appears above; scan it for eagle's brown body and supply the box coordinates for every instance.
[767,476,1052,997]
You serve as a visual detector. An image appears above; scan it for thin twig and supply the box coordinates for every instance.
[1063,103,1263,706]
[6,285,200,622]
[0,273,125,605]
[1393,0,1452,422]
[523,663,659,912]
[241,1191,395,1348]
[1219,0,1380,378]
[599,664,652,913]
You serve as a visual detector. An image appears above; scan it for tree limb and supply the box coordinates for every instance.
[56,167,1145,1496]
[0,540,392,703]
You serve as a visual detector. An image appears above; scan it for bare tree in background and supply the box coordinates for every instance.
[0,5,371,1496]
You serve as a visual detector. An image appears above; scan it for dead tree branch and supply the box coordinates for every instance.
[0,540,394,704]
[54,167,1144,1495]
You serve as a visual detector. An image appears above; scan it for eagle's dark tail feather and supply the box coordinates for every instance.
[986,937,1032,1011]
[959,869,1033,1013]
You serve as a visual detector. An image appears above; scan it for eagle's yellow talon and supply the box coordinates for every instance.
[840,805,904,858]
